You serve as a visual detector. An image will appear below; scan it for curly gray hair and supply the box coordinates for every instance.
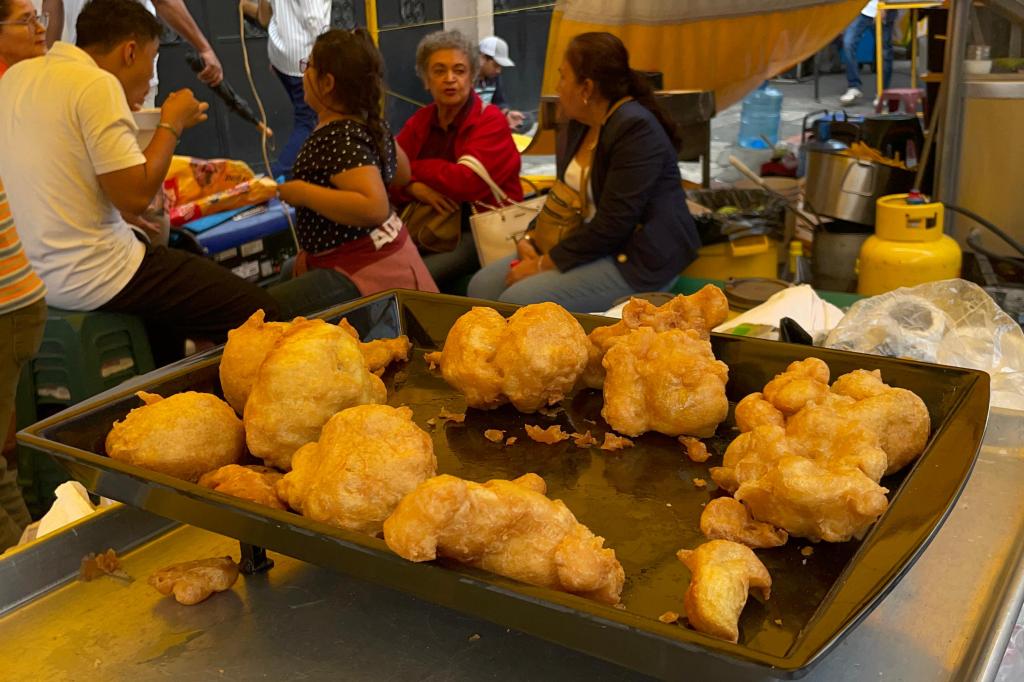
[415,30,478,86]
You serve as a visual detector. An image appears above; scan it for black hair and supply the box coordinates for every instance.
[565,32,682,152]
[310,29,390,170]
[76,0,162,51]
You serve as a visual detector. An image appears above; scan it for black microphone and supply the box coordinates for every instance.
[185,50,270,136]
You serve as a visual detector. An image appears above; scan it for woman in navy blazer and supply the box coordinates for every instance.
[468,32,700,312]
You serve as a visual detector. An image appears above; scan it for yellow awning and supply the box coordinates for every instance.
[542,0,866,111]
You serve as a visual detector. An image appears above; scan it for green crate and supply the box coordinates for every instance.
[16,309,154,517]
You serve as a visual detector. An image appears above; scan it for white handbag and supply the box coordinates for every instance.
[458,155,545,267]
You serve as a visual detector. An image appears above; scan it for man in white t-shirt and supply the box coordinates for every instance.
[242,0,330,177]
[840,0,897,105]
[0,0,279,365]
[45,0,223,106]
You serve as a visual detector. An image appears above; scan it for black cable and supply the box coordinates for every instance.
[945,203,1024,258]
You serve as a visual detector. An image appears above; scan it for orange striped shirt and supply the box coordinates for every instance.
[0,177,46,314]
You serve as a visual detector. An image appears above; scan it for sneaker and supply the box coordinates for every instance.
[839,88,863,105]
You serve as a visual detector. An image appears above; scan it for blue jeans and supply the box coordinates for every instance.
[271,67,317,179]
[467,255,646,313]
[844,12,896,90]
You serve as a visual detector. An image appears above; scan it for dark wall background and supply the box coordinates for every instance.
[157,1,548,167]
[493,0,552,119]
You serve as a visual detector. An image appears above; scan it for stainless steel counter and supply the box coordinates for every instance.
[1,409,1021,681]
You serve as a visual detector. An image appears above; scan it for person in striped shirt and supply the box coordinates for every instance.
[0,0,48,551]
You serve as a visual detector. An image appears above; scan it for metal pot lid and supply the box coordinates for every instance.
[725,277,792,311]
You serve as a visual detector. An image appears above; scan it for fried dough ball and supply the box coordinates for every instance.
[219,309,290,414]
[276,405,436,536]
[761,357,831,416]
[583,286,729,389]
[733,392,785,433]
[337,318,412,374]
[733,455,890,543]
[677,540,772,643]
[105,391,244,482]
[198,464,285,510]
[735,361,931,475]
[699,498,788,548]
[829,369,931,475]
[148,557,239,605]
[433,303,589,413]
[383,473,625,604]
[711,421,890,542]
[244,319,386,470]
[601,328,729,438]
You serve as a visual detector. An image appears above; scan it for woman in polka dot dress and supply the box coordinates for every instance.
[277,29,438,295]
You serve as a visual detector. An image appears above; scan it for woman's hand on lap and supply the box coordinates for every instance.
[408,182,458,215]
[505,255,542,285]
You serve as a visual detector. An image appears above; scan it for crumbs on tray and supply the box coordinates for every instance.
[572,431,598,448]
[437,408,465,424]
[679,436,710,463]
[600,433,634,451]
[525,424,570,444]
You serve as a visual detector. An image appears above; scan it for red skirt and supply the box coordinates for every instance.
[294,213,438,296]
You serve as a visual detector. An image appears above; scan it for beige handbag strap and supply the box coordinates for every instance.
[576,96,632,215]
[458,155,539,214]
[457,154,508,206]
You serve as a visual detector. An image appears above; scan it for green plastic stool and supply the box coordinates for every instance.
[16,308,155,517]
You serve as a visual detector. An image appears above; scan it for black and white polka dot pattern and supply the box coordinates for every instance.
[292,119,397,253]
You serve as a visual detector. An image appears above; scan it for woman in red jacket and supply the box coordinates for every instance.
[392,30,522,286]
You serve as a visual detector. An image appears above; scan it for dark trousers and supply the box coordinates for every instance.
[271,67,317,179]
[99,244,281,367]
[844,12,896,90]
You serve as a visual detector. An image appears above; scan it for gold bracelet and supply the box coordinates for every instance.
[157,122,181,143]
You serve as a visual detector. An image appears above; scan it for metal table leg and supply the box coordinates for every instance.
[239,542,275,574]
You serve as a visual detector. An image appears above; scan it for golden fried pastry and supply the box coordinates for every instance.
[711,420,889,541]
[277,405,436,536]
[733,392,785,433]
[583,286,729,389]
[677,540,772,643]
[198,464,285,510]
[105,391,244,482]
[783,396,889,482]
[829,369,930,475]
[733,455,889,542]
[432,303,589,413]
[219,309,290,415]
[148,557,240,605]
[244,319,386,470]
[601,328,729,438]
[337,318,412,374]
[711,425,793,493]
[699,498,788,548]
[761,357,831,416]
[383,473,625,604]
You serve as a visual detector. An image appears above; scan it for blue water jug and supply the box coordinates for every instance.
[738,82,783,149]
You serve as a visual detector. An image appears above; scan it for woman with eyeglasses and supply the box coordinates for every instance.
[275,29,437,296]
[0,0,48,551]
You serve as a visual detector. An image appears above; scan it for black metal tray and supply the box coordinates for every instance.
[18,290,990,680]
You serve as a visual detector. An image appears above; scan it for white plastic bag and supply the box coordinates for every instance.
[824,279,1024,410]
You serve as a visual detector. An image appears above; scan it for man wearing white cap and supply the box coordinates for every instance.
[476,35,524,129]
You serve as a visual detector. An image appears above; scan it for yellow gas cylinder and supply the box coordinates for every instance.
[857,193,962,296]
